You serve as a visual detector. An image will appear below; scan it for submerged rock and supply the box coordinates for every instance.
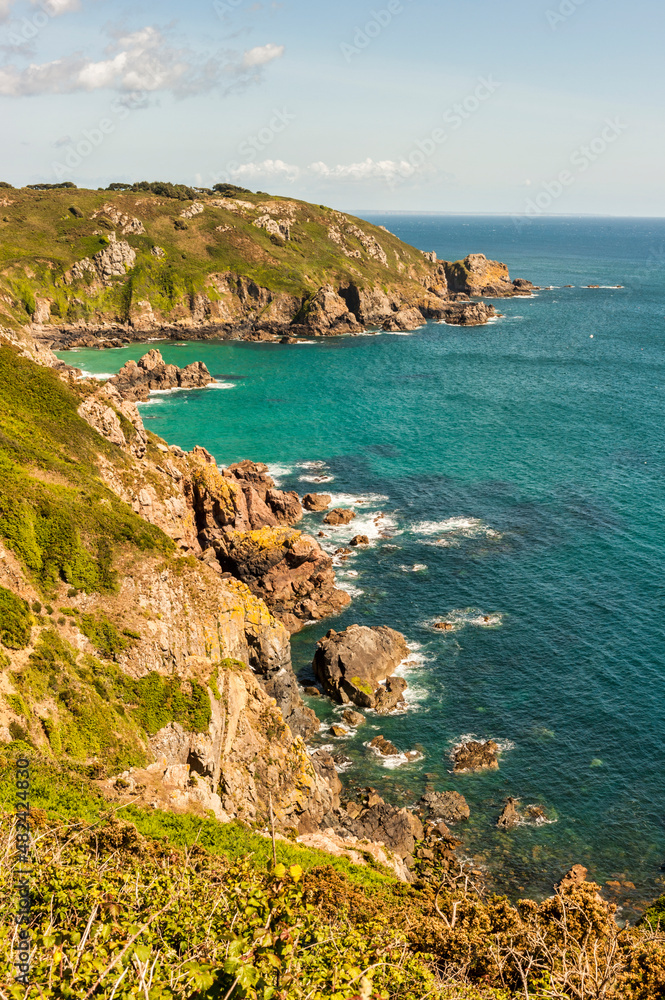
[313,624,409,710]
[452,739,500,773]
[342,709,365,727]
[420,790,470,824]
[497,797,521,829]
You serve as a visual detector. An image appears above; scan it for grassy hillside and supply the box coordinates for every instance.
[0,184,436,331]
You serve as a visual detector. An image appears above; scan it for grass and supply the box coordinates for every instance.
[0,346,173,596]
[0,746,400,893]
[0,187,438,331]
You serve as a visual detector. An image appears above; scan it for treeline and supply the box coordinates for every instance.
[0,181,253,198]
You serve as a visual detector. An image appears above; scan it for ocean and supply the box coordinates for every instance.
[61,214,665,917]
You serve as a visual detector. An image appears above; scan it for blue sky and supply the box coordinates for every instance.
[0,0,663,214]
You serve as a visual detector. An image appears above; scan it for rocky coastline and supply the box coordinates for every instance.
[66,348,548,881]
[28,252,534,352]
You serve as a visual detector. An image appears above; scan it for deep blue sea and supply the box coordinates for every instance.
[61,215,665,916]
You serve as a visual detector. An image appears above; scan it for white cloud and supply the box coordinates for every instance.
[38,0,82,14]
[241,43,284,69]
[0,23,284,97]
[230,158,301,182]
[226,157,421,186]
[0,0,13,20]
[309,158,416,183]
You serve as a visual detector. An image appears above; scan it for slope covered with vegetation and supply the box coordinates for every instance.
[0,182,438,333]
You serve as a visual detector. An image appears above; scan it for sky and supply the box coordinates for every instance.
[0,0,663,215]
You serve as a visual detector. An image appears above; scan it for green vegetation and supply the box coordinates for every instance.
[77,612,135,660]
[0,186,435,333]
[0,347,172,595]
[0,586,32,649]
[2,747,665,998]
[130,673,211,735]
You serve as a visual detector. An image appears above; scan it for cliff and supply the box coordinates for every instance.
[0,184,532,347]
[0,344,333,831]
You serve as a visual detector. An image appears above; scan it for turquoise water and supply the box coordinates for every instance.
[62,216,665,915]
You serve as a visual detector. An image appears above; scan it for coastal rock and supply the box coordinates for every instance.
[419,790,470,824]
[302,493,332,512]
[555,865,588,893]
[369,735,400,756]
[313,624,409,709]
[212,527,351,634]
[265,488,303,526]
[299,284,362,337]
[374,676,408,715]
[350,534,369,546]
[497,797,521,829]
[342,709,365,727]
[323,799,424,861]
[324,508,356,526]
[444,253,529,298]
[381,307,424,332]
[109,350,214,402]
[297,829,410,882]
[452,739,500,773]
[436,301,498,326]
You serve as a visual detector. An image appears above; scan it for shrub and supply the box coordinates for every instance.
[0,585,32,649]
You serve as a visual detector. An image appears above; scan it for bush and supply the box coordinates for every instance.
[212,182,252,196]
[0,585,32,649]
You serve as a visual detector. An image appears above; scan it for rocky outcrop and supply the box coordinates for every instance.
[296,285,362,337]
[92,203,145,235]
[555,865,588,893]
[302,493,332,512]
[444,254,533,298]
[381,307,424,331]
[213,527,351,634]
[452,739,500,773]
[313,624,409,711]
[100,660,332,832]
[324,508,356,526]
[419,790,470,824]
[324,789,424,862]
[497,797,521,829]
[436,301,498,326]
[109,349,215,401]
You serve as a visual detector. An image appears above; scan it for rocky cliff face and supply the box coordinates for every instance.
[0,186,532,350]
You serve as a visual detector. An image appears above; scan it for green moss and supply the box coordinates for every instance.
[0,585,32,648]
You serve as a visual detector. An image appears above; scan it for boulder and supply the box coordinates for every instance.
[324,508,356,526]
[452,740,500,773]
[419,790,470,824]
[313,624,409,709]
[443,253,529,298]
[302,493,332,512]
[342,709,365,727]
[350,534,369,546]
[369,735,400,756]
[374,675,408,715]
[381,307,424,332]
